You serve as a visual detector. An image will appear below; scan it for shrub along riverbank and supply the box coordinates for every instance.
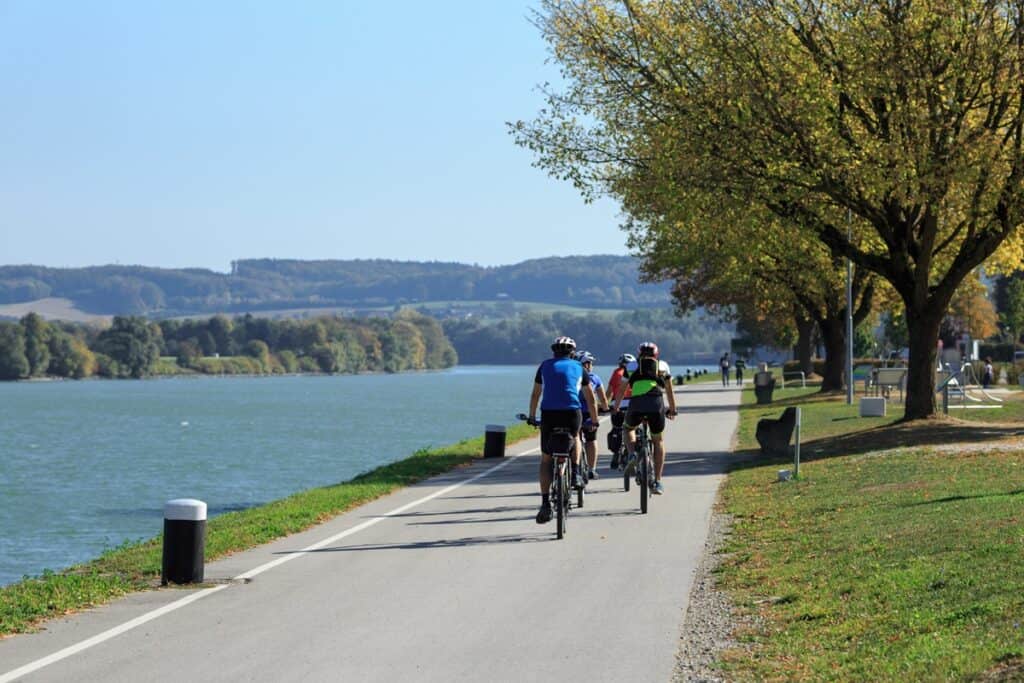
[717,383,1024,681]
[0,423,535,636]
[0,309,457,380]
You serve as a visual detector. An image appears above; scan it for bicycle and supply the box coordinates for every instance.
[621,409,676,513]
[518,413,575,539]
[631,417,654,514]
[576,418,601,508]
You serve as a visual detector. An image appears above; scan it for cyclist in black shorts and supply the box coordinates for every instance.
[611,341,677,495]
[527,336,599,524]
[575,350,610,478]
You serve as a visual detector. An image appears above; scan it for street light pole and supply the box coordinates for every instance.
[846,208,854,405]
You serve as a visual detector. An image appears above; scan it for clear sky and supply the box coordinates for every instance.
[0,1,625,273]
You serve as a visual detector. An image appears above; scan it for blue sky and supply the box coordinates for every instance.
[0,1,624,273]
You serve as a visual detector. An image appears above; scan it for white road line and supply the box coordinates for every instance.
[0,445,540,682]
[0,585,230,683]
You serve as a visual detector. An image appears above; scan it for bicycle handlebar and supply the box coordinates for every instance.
[516,413,539,427]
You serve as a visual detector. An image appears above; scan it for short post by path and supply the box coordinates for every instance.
[162,498,207,585]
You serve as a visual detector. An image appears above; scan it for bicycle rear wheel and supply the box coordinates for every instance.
[555,474,566,539]
[577,464,585,508]
[640,442,650,514]
[623,447,631,492]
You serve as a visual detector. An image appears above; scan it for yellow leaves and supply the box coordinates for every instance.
[986,232,1024,277]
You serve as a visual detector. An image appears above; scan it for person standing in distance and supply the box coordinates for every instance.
[527,336,599,524]
[612,342,677,495]
[720,352,730,386]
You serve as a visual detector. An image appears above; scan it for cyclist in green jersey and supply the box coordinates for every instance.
[611,341,677,494]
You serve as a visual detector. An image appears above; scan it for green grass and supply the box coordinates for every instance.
[718,386,1024,681]
[0,423,535,636]
[152,357,197,376]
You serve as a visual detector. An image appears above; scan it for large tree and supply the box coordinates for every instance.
[624,189,876,390]
[516,0,1024,419]
[20,312,51,377]
[95,316,161,378]
[0,322,30,380]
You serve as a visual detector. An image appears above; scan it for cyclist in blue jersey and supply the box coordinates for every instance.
[576,351,610,479]
[527,336,599,524]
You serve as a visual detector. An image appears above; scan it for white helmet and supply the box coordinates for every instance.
[551,336,577,355]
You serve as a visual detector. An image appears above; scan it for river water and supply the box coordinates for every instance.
[0,363,718,586]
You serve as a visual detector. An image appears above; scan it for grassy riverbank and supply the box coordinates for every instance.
[718,384,1024,681]
[0,423,535,636]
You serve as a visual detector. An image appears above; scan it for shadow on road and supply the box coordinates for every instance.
[301,533,552,552]
[268,416,736,556]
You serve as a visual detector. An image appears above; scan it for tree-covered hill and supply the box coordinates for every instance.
[0,256,670,316]
[443,308,732,366]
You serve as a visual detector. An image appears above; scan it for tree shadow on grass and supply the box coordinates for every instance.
[731,417,1024,472]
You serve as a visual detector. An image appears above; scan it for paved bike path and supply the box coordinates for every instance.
[1,383,741,682]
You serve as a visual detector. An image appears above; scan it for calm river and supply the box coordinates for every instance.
[3,364,638,587]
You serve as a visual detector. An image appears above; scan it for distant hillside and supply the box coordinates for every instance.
[0,256,670,318]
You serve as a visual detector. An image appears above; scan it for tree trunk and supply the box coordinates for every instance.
[794,315,815,376]
[818,318,845,392]
[903,309,942,419]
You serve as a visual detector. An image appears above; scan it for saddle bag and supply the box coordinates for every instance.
[606,426,623,453]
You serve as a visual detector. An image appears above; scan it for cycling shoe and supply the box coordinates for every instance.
[535,504,553,524]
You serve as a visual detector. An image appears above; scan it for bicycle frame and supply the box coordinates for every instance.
[518,414,576,540]
[547,427,575,539]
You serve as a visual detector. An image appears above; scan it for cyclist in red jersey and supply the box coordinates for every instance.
[606,353,635,470]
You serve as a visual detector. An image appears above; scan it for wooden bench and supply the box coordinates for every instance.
[872,367,907,402]
[756,407,797,457]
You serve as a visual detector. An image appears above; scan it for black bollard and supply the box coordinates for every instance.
[483,424,506,458]
[162,498,207,585]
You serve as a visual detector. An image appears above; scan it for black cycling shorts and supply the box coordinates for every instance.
[540,409,582,455]
[624,392,666,435]
[579,420,597,443]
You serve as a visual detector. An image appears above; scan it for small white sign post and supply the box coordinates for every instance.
[793,407,801,479]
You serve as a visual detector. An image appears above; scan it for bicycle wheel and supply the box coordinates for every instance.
[563,464,572,534]
[622,446,631,491]
[555,473,566,539]
[577,463,585,508]
[640,441,650,514]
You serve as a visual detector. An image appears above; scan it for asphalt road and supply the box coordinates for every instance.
[1,382,741,683]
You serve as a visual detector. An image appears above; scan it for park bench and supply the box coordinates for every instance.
[781,370,806,388]
[756,406,797,457]
[852,364,874,394]
[871,367,907,402]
